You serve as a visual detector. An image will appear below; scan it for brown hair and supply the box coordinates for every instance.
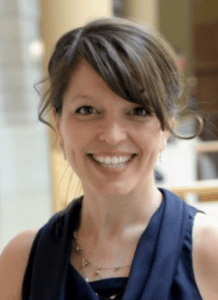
[38,17,202,138]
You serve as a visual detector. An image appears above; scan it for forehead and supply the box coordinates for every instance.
[64,59,117,100]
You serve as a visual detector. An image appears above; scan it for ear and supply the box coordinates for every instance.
[159,118,174,152]
[52,108,65,150]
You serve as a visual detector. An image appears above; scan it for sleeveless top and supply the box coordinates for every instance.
[67,275,128,299]
[22,189,203,299]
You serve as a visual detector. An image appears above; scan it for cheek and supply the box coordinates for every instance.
[62,121,94,152]
[64,131,83,151]
[138,129,162,151]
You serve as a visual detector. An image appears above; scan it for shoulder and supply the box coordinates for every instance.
[192,212,218,299]
[0,230,37,300]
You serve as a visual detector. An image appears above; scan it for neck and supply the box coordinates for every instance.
[79,184,163,241]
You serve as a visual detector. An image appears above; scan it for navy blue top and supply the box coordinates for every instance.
[68,275,128,300]
[22,189,203,299]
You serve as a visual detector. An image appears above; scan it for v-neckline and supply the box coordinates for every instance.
[68,193,165,300]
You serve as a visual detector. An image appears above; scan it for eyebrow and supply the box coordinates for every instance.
[71,94,92,101]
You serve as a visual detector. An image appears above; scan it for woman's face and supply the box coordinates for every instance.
[53,60,170,197]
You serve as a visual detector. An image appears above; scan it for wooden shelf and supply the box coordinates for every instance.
[195,61,218,73]
[195,141,218,153]
[161,179,218,201]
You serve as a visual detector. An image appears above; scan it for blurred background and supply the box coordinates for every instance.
[1,0,218,251]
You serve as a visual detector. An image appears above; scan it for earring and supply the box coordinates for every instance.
[63,151,66,160]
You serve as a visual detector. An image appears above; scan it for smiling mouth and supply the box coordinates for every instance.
[87,154,137,169]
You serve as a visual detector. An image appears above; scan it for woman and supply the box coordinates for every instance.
[1,17,218,300]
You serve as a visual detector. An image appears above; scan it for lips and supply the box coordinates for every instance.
[87,154,137,168]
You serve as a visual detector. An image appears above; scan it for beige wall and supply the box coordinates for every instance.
[40,0,112,71]
[159,0,194,77]
[194,0,218,24]
[123,0,159,29]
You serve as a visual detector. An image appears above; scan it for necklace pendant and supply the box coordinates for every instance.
[82,258,90,268]
[115,265,121,271]
[96,268,102,275]
[76,244,83,252]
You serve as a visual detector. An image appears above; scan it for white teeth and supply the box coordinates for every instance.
[112,157,118,164]
[118,156,128,163]
[97,156,105,163]
[105,157,111,164]
[92,155,132,166]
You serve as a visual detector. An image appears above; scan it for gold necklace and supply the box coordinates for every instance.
[73,231,131,283]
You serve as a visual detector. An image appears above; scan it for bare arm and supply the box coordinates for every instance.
[0,230,37,300]
[193,213,218,300]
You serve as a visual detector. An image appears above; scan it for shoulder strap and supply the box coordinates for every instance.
[122,189,199,300]
[22,198,82,300]
[141,189,199,299]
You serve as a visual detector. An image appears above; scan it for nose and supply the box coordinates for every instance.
[98,116,127,145]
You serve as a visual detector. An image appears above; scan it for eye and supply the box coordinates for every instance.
[130,107,148,117]
[75,106,98,115]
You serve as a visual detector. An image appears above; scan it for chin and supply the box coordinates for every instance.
[94,182,135,198]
